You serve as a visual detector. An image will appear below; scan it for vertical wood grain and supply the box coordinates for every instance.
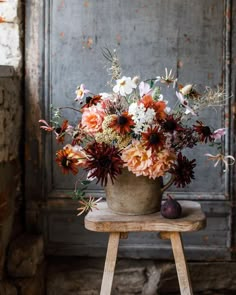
[100,232,120,295]
[170,232,193,295]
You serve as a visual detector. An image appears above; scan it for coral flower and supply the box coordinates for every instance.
[141,95,167,120]
[56,146,82,175]
[148,149,176,179]
[121,142,152,177]
[109,112,134,134]
[84,142,123,186]
[193,120,214,143]
[81,106,105,134]
[142,126,166,152]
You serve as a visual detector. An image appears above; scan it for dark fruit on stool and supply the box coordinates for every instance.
[161,194,182,219]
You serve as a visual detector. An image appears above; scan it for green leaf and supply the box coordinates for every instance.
[81,180,91,185]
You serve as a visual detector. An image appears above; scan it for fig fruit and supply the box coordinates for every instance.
[161,194,182,219]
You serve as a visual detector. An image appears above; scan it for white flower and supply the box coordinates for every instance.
[145,108,156,124]
[176,91,196,115]
[156,68,177,88]
[139,81,152,97]
[75,84,90,101]
[99,92,111,99]
[128,102,156,134]
[113,76,137,96]
[213,128,226,140]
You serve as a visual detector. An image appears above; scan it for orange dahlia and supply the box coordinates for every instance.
[141,95,167,120]
[121,142,152,177]
[148,149,176,179]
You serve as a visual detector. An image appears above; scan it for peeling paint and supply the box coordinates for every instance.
[82,37,93,49]
[116,33,121,45]
[57,0,65,11]
[177,60,183,68]
[84,1,89,8]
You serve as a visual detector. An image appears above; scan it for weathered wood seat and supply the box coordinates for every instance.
[85,201,206,295]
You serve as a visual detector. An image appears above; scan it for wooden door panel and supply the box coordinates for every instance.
[25,0,235,259]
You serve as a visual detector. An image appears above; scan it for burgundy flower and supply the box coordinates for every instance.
[161,114,184,133]
[193,121,214,143]
[171,128,198,150]
[84,142,123,186]
[170,153,196,188]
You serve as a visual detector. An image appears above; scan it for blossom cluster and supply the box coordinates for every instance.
[39,55,234,213]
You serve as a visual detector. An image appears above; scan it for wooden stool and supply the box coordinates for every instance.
[85,201,206,295]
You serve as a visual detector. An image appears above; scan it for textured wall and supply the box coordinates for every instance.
[0,0,23,292]
[0,0,22,70]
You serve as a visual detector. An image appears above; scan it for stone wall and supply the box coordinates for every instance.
[46,257,236,295]
[0,0,22,284]
[0,1,45,294]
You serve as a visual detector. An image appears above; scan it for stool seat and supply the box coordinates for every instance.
[85,200,206,233]
[84,200,206,295]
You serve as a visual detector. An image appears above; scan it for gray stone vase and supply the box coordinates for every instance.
[105,169,174,215]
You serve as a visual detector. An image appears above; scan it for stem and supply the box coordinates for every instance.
[59,106,81,112]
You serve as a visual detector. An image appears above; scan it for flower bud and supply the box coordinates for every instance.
[180,84,193,96]
[132,76,140,85]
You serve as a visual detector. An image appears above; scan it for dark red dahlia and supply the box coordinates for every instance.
[161,115,184,133]
[171,128,198,151]
[193,121,214,143]
[84,142,123,186]
[170,153,196,188]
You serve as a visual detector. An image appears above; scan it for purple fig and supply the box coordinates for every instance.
[161,195,182,219]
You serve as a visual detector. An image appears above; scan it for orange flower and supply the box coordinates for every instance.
[148,149,176,179]
[55,120,69,143]
[141,95,167,120]
[142,126,166,152]
[109,112,134,134]
[81,106,105,134]
[121,141,176,179]
[56,146,84,175]
[121,141,152,176]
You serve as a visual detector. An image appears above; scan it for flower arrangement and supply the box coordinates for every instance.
[39,49,234,215]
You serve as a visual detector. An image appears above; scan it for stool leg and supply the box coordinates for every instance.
[170,232,193,295]
[100,232,120,295]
